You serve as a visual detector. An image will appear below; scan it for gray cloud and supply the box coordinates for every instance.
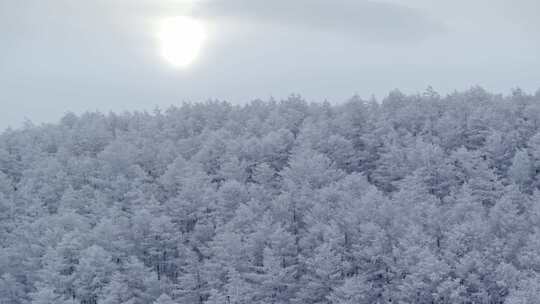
[0,0,539,130]
[195,0,444,43]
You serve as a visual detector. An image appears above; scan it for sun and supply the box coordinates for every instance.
[158,16,206,68]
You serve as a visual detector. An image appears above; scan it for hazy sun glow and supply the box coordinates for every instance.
[158,16,206,68]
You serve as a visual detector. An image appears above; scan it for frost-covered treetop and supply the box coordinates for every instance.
[2,88,540,304]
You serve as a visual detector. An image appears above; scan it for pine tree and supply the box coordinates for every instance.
[0,273,28,304]
[509,149,533,191]
[72,245,114,304]
[173,247,207,304]
[100,257,160,304]
[506,275,540,304]
[328,275,375,304]
[153,293,176,304]
[30,286,61,304]
[295,242,342,303]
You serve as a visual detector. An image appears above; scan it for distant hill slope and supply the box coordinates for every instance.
[2,87,540,303]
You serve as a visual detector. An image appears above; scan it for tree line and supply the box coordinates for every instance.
[2,87,540,303]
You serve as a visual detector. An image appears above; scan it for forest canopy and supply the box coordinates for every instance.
[2,87,540,303]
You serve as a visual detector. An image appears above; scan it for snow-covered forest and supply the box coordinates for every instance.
[3,87,540,303]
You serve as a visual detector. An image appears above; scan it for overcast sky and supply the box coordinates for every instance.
[1,0,539,129]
